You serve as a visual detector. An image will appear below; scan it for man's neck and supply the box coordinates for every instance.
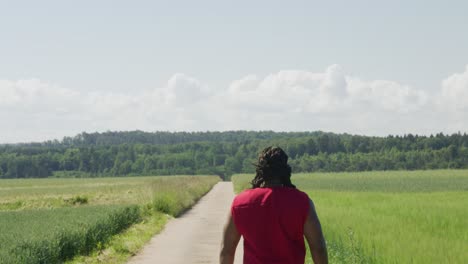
[263,181,284,187]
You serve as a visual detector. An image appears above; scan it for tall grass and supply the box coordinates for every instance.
[150,176,219,216]
[0,175,220,263]
[0,205,140,263]
[232,170,468,264]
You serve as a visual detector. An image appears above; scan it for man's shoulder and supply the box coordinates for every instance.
[233,188,256,201]
[233,187,309,205]
[294,188,310,199]
[232,188,267,206]
[282,187,310,201]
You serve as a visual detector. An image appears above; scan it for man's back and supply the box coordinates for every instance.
[220,147,327,264]
[231,187,310,264]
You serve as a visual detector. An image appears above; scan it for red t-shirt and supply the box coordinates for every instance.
[231,187,310,264]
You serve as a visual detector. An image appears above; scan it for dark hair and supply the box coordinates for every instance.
[251,146,295,188]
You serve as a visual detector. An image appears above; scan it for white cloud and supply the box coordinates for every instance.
[346,78,428,113]
[226,67,331,113]
[440,65,468,111]
[0,65,467,143]
[225,64,428,114]
[217,65,434,134]
[157,73,212,107]
[0,79,79,110]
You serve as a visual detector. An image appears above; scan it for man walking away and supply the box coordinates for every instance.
[220,146,328,264]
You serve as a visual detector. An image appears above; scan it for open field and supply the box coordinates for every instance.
[0,176,220,263]
[0,176,218,211]
[232,170,468,264]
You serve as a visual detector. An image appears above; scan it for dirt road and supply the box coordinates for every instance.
[128,182,243,264]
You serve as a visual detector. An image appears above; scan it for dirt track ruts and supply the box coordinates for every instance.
[128,182,243,264]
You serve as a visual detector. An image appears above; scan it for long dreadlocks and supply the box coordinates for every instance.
[251,146,296,189]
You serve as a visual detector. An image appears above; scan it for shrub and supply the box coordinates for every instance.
[64,195,89,205]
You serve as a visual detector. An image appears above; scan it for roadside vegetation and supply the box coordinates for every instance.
[67,211,168,264]
[0,175,219,263]
[232,170,468,264]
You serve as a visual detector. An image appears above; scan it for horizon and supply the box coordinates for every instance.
[1,1,468,143]
[2,129,466,145]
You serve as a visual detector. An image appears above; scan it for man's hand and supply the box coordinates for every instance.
[304,199,328,264]
[220,212,241,264]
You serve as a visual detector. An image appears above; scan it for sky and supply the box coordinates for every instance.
[1,0,467,143]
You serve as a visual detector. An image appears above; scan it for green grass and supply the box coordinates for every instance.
[66,211,169,264]
[0,205,141,264]
[232,170,468,264]
[0,175,220,263]
[0,176,217,210]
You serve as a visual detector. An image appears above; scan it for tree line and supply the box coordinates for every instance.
[1,131,467,179]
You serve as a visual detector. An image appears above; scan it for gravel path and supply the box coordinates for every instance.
[128,182,243,264]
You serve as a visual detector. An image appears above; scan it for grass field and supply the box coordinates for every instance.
[232,170,468,264]
[0,175,220,263]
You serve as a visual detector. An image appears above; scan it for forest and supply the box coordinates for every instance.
[1,131,467,179]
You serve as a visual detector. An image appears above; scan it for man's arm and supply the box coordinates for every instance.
[304,199,328,264]
[220,212,241,264]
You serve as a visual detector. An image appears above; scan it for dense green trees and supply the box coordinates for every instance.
[1,131,467,179]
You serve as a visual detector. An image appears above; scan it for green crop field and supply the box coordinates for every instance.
[0,175,220,263]
[232,170,468,264]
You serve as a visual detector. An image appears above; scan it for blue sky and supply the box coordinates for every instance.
[1,0,468,142]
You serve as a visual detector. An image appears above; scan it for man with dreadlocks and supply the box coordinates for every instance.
[220,146,328,264]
